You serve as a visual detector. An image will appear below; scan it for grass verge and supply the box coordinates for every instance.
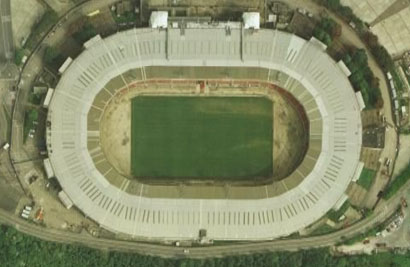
[383,161,410,199]
[327,201,350,222]
[357,168,377,190]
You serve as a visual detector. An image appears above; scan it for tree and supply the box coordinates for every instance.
[370,45,394,71]
[331,23,342,38]
[351,49,367,67]
[340,6,354,20]
[14,48,26,65]
[313,28,332,46]
[44,46,61,65]
[73,23,97,44]
[326,0,341,11]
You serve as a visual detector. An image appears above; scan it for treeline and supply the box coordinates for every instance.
[320,0,364,32]
[2,225,410,267]
[319,0,394,72]
[313,15,383,109]
[313,17,341,46]
[343,48,383,108]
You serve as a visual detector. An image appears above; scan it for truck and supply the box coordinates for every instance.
[43,88,54,108]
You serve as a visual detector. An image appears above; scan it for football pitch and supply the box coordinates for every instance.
[131,96,273,181]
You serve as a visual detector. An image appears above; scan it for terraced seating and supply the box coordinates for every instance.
[46,28,362,240]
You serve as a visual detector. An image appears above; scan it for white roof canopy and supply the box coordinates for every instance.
[242,12,260,29]
[150,11,168,28]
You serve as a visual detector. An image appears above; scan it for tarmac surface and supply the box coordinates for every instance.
[0,178,407,258]
[0,0,13,63]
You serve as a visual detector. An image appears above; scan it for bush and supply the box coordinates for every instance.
[73,23,97,44]
[313,28,332,46]
[369,44,394,72]
[43,46,65,70]
[313,17,341,46]
[44,46,61,64]
[14,48,26,65]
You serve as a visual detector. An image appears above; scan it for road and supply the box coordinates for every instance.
[9,0,120,194]
[0,178,406,258]
[0,0,13,63]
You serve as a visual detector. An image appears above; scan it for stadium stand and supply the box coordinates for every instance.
[46,26,362,240]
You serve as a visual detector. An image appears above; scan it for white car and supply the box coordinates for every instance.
[2,143,10,150]
[28,129,35,138]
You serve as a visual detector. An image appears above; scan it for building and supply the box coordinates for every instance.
[46,19,362,241]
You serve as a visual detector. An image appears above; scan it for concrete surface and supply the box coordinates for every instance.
[0,0,13,61]
[342,0,410,57]
[11,0,45,48]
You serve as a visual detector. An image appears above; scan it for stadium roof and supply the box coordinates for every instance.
[242,12,260,29]
[150,11,168,28]
[47,27,362,240]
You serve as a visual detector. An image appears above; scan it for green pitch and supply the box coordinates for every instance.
[131,96,273,180]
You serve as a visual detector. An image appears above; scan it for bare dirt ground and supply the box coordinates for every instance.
[99,80,308,183]
[270,90,308,181]
[360,148,382,171]
[11,0,45,48]
[99,93,131,177]
[346,182,367,207]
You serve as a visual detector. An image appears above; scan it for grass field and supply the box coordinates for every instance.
[131,96,273,180]
[357,168,377,190]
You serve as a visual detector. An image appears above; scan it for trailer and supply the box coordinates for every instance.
[58,57,73,74]
[43,88,54,108]
[43,158,55,179]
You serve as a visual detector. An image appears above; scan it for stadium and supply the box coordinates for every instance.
[46,13,363,241]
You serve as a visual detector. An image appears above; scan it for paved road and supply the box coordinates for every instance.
[0,0,17,79]
[9,0,120,194]
[0,178,406,258]
[0,0,13,62]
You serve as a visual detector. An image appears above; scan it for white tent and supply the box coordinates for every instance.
[150,11,168,28]
[242,12,260,29]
